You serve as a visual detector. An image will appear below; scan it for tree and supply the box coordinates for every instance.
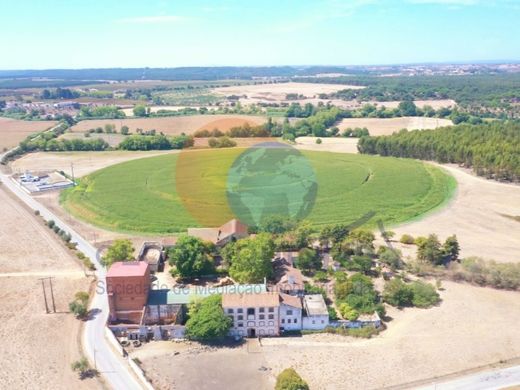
[228,233,274,283]
[442,235,460,262]
[381,230,395,241]
[296,248,321,273]
[102,239,134,267]
[410,281,440,308]
[417,234,444,265]
[383,278,413,307]
[319,224,349,248]
[120,125,130,135]
[185,295,232,340]
[345,255,373,274]
[167,236,215,278]
[133,105,147,117]
[258,215,295,234]
[398,100,417,116]
[338,302,359,320]
[275,368,309,390]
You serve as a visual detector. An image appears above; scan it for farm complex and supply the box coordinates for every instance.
[1,61,520,389]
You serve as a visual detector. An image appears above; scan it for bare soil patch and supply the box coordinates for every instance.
[260,281,520,389]
[338,117,453,136]
[0,117,57,150]
[70,115,266,135]
[11,150,178,178]
[294,137,359,153]
[391,164,520,263]
[0,186,98,389]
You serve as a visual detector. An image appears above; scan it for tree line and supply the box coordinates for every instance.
[358,121,520,182]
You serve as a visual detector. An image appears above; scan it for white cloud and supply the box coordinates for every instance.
[116,15,186,24]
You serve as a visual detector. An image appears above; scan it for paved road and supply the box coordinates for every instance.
[417,365,520,390]
[0,170,143,390]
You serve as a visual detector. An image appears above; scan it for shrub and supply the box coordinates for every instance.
[410,281,441,308]
[400,234,415,245]
[47,220,55,228]
[185,295,231,340]
[338,302,359,321]
[313,270,328,282]
[316,138,322,144]
[275,368,309,390]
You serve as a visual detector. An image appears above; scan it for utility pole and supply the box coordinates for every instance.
[71,162,75,185]
[39,278,49,313]
[48,277,56,313]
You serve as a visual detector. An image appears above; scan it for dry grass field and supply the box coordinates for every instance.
[213,82,362,100]
[0,117,57,150]
[11,150,179,177]
[70,115,265,135]
[373,99,457,109]
[338,116,453,136]
[294,136,359,153]
[134,281,520,390]
[391,164,520,263]
[0,185,98,389]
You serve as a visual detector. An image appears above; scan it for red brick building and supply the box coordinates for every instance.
[106,261,150,324]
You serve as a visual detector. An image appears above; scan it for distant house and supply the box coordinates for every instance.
[302,294,329,330]
[279,293,303,331]
[273,257,305,296]
[223,292,280,338]
[188,218,249,246]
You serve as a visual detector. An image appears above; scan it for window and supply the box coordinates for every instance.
[247,308,255,315]
[259,321,265,326]
[268,321,274,327]
[227,308,234,314]
[286,309,293,316]
[321,320,324,324]
[294,318,297,323]
[238,322,243,327]
[268,307,274,313]
[287,319,291,324]
[259,314,265,320]
[281,319,285,324]
[268,314,274,320]
[259,307,265,313]
[237,315,243,321]
[237,308,243,314]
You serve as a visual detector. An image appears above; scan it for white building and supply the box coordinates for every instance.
[223,292,280,338]
[279,293,303,331]
[302,294,330,330]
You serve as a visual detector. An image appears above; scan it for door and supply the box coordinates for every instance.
[247,328,256,338]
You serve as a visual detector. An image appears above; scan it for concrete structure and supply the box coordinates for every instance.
[106,261,151,324]
[188,218,248,246]
[223,292,280,338]
[137,242,164,272]
[144,289,185,325]
[302,294,330,330]
[279,293,303,331]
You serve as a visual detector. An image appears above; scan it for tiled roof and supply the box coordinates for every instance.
[106,261,149,278]
[279,292,302,309]
[222,291,280,308]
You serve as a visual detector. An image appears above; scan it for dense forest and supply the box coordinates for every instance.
[358,121,520,182]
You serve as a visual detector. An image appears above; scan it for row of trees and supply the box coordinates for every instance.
[358,122,520,182]
[79,105,125,119]
[117,134,194,151]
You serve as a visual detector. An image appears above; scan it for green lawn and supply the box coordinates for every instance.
[60,149,456,235]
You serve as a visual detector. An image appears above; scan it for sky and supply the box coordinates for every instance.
[0,0,519,69]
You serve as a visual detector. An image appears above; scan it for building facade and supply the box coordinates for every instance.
[302,294,330,330]
[223,292,280,337]
[106,261,150,324]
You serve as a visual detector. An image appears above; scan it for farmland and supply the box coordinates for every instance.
[0,117,57,150]
[337,116,453,136]
[69,114,266,135]
[60,149,455,234]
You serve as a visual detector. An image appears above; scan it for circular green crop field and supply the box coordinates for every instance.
[60,148,456,234]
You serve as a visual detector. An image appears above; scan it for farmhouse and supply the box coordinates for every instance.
[223,292,280,338]
[187,218,249,246]
[273,257,305,296]
[279,293,303,331]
